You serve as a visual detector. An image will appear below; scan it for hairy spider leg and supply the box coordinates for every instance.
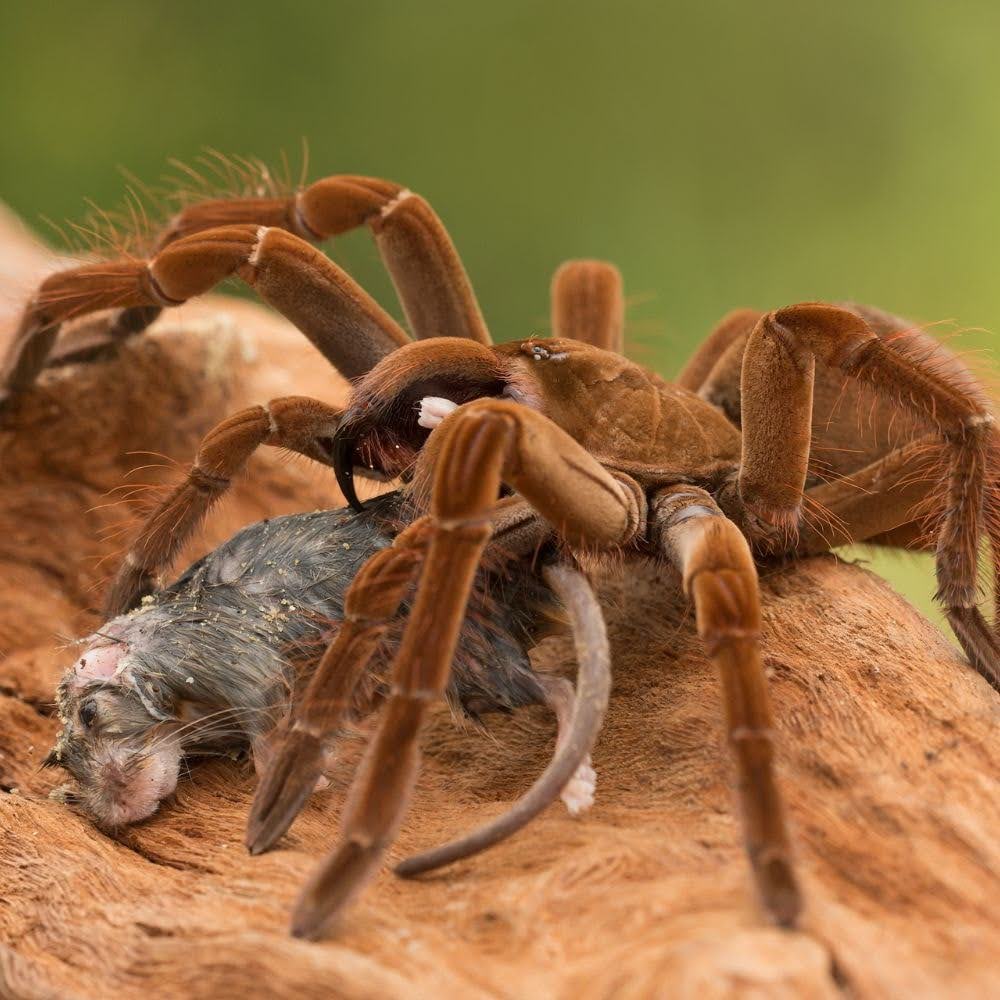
[1,223,409,403]
[652,484,800,927]
[285,398,641,939]
[104,395,344,617]
[1,173,491,393]
[550,259,625,353]
[737,304,1000,690]
[247,518,432,852]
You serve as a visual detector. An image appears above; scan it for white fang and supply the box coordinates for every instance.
[417,396,459,429]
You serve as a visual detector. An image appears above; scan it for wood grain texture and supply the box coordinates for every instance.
[0,209,997,999]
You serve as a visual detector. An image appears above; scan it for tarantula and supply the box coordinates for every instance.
[4,170,999,940]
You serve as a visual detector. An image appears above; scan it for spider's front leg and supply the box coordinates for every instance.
[96,173,488,358]
[1,223,410,406]
[246,517,433,851]
[104,395,344,616]
[156,175,490,342]
[283,399,643,939]
[652,485,800,928]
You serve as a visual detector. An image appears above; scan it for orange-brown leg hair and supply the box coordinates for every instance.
[737,304,1000,690]
[550,260,625,353]
[104,396,343,617]
[107,174,490,346]
[652,484,801,928]
[1,223,410,403]
[793,434,941,555]
[285,398,643,939]
[395,559,612,877]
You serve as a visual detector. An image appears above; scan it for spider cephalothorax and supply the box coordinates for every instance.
[4,167,998,940]
[333,334,742,511]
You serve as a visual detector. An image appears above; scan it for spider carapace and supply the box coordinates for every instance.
[4,169,998,939]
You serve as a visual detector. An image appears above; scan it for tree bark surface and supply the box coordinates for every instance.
[0,208,997,1000]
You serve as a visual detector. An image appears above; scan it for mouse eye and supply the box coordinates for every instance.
[78,699,98,729]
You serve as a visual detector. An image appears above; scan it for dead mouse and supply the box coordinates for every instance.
[45,491,601,833]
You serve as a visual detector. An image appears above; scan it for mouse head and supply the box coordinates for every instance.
[44,624,183,829]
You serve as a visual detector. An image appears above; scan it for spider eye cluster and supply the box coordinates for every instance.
[522,340,568,363]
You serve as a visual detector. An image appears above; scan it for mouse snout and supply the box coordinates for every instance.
[83,735,182,828]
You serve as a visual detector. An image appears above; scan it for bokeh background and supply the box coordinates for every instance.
[3,0,1000,628]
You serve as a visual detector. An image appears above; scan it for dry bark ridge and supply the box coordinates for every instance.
[0,206,996,998]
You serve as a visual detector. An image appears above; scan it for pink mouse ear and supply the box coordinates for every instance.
[69,640,126,689]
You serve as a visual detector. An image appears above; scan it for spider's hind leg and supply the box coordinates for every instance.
[550,260,625,353]
[676,307,761,395]
[734,302,1000,691]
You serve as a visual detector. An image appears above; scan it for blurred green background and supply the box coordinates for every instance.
[3,0,1000,628]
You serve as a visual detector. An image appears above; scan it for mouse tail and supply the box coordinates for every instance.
[394,561,610,878]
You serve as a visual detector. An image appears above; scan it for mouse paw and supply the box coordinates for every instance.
[561,756,596,816]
